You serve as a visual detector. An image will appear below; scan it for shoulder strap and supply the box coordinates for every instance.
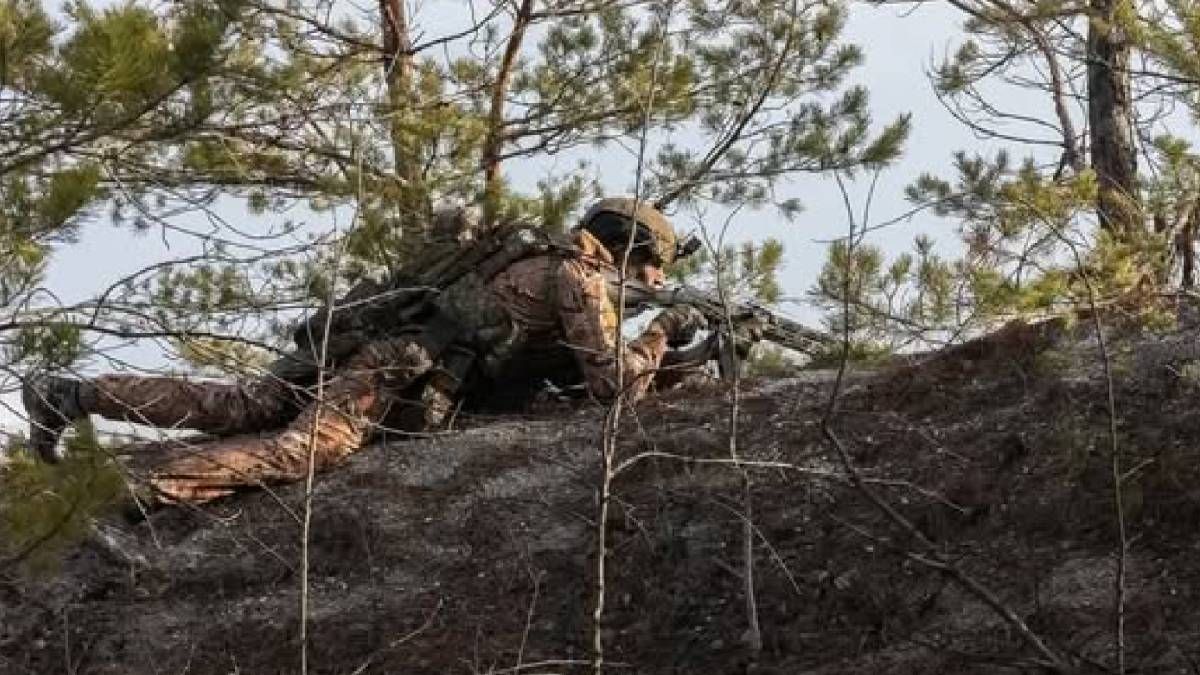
[473,224,568,281]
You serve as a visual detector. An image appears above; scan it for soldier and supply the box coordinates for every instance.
[21,198,708,506]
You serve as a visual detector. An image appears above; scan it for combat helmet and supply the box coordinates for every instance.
[581,197,677,265]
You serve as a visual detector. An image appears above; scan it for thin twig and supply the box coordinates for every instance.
[348,598,445,675]
[516,569,544,672]
[594,6,673,673]
[1015,193,1127,674]
[300,109,368,675]
[708,204,762,653]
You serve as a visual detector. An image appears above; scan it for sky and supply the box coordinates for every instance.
[1,0,1047,432]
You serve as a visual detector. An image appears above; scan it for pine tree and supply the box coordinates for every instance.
[67,0,911,362]
[808,0,1200,348]
[0,0,254,374]
[881,0,1140,235]
[0,419,124,572]
[0,0,910,414]
[1136,1,1200,286]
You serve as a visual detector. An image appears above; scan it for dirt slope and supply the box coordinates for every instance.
[5,315,1200,674]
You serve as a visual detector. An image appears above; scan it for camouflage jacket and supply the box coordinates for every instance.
[287,227,669,402]
[486,229,669,401]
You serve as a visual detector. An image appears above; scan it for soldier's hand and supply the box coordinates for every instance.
[651,305,708,347]
[662,332,720,368]
[731,319,766,358]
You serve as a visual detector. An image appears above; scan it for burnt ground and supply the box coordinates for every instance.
[6,313,1200,673]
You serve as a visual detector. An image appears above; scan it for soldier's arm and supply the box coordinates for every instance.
[555,259,669,400]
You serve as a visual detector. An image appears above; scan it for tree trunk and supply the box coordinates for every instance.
[380,0,426,221]
[1087,0,1138,236]
[1181,201,1199,289]
[481,0,535,228]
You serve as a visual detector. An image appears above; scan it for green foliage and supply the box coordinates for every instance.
[150,264,259,322]
[1084,228,1168,295]
[49,2,174,113]
[174,335,272,377]
[804,337,894,370]
[36,164,102,232]
[812,238,882,335]
[9,322,83,369]
[1,420,124,573]
[1146,135,1200,225]
[676,237,786,306]
[811,231,958,347]
[139,0,904,320]
[508,0,910,211]
[0,0,57,88]
[1,0,253,370]
[0,161,103,312]
[1139,1,1200,123]
[868,0,1200,347]
[482,174,593,238]
[820,144,1175,350]
[744,343,799,377]
[907,154,1099,271]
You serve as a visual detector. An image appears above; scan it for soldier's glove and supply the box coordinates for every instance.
[731,319,766,358]
[662,332,720,368]
[650,305,709,348]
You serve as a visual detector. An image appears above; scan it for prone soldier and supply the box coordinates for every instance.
[20,198,709,507]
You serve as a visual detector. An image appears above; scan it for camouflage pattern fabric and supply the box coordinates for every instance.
[582,197,677,264]
[146,337,435,503]
[490,229,669,400]
[559,230,671,399]
[86,374,302,436]
[84,229,667,503]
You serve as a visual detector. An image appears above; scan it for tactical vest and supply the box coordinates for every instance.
[287,223,567,381]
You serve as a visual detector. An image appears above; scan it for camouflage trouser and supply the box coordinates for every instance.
[88,372,301,437]
[88,337,437,504]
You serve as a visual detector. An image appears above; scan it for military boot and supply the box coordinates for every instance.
[21,374,86,462]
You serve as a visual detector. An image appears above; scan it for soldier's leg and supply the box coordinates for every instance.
[22,371,301,462]
[86,374,301,435]
[145,337,436,504]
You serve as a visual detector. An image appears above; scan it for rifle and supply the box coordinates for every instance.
[604,272,835,377]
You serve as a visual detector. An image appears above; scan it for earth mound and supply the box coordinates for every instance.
[5,311,1200,674]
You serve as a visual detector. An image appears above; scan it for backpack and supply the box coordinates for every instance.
[289,221,562,365]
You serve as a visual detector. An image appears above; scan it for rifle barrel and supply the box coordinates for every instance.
[603,275,832,354]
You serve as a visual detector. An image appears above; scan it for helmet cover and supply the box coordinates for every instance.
[582,197,677,264]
